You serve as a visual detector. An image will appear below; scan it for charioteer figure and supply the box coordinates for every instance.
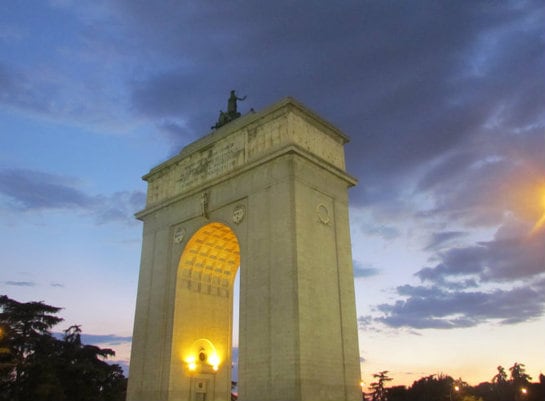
[212,90,247,129]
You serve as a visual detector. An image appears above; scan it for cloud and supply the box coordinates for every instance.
[3,281,35,287]
[80,334,132,346]
[0,1,146,133]
[415,144,545,228]
[374,278,545,329]
[424,231,467,251]
[53,332,132,346]
[0,168,145,225]
[0,168,94,210]
[1,0,541,172]
[360,223,401,241]
[353,261,380,278]
[95,191,146,225]
[370,213,545,330]
[119,0,543,175]
[418,222,545,284]
[2,1,542,206]
[0,61,102,125]
[2,0,544,341]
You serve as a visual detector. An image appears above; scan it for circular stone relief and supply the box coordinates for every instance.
[316,204,330,225]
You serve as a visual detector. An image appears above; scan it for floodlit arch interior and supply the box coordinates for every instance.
[171,222,240,400]
[178,222,240,294]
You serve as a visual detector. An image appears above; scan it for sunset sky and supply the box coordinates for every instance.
[1,0,544,388]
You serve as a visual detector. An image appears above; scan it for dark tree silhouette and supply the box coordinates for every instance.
[0,295,62,401]
[369,371,393,401]
[387,385,409,401]
[490,365,511,401]
[0,295,126,401]
[509,362,532,386]
[492,366,508,384]
[56,325,126,401]
[407,374,456,401]
[362,363,544,401]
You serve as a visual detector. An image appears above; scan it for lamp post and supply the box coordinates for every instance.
[449,383,460,401]
[515,386,528,401]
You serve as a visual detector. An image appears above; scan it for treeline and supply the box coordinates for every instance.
[0,295,126,401]
[367,364,545,401]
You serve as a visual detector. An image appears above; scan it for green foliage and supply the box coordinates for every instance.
[0,295,126,401]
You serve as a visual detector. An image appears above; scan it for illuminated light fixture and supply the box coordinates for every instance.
[184,339,222,373]
[208,353,220,366]
[185,355,197,372]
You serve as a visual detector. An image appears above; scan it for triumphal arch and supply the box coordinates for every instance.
[127,97,361,401]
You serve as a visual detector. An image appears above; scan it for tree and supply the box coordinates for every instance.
[56,325,126,401]
[490,366,511,401]
[369,371,393,401]
[509,362,531,387]
[509,363,532,401]
[0,295,63,401]
[492,366,508,385]
[407,374,454,401]
[0,295,126,401]
[387,385,408,401]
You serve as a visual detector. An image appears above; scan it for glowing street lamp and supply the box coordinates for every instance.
[450,383,460,401]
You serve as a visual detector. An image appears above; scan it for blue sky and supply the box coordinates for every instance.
[1,0,544,388]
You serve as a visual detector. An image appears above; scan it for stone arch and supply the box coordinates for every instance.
[127,98,362,401]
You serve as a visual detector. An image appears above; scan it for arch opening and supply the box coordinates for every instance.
[172,222,240,401]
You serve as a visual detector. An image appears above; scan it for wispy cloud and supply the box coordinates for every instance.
[370,221,545,329]
[0,168,93,210]
[418,222,545,284]
[354,261,380,279]
[80,334,132,346]
[424,231,467,251]
[374,277,545,329]
[3,281,36,287]
[0,168,145,225]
